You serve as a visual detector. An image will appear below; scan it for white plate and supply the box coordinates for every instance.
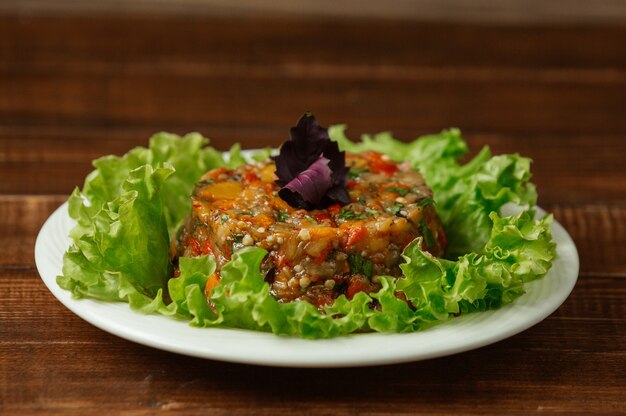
[35,202,578,367]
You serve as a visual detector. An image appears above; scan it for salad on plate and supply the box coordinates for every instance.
[56,113,556,339]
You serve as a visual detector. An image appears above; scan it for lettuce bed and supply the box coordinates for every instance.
[57,128,556,338]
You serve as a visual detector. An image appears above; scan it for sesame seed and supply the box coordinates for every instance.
[299,276,311,288]
[395,197,407,204]
[237,221,247,228]
[276,236,284,244]
[257,227,266,233]
[293,264,304,273]
[399,210,408,217]
[324,280,336,289]
[242,234,254,246]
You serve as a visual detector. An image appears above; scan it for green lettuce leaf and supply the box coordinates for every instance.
[58,127,556,339]
[330,126,537,257]
[57,132,236,311]
[397,210,555,321]
[57,164,175,314]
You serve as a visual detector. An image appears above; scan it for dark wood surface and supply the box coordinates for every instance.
[1,5,625,415]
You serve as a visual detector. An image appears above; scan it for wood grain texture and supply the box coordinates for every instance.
[3,0,626,23]
[1,16,626,136]
[1,5,625,415]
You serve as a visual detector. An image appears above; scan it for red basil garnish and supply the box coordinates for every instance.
[275,113,349,209]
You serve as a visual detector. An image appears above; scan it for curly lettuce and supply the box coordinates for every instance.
[57,127,556,338]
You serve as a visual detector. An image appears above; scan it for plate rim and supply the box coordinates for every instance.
[35,201,579,367]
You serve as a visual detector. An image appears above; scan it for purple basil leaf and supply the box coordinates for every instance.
[275,113,350,209]
[282,156,333,207]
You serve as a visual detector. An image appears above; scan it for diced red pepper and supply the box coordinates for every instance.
[327,204,341,216]
[346,278,367,300]
[188,238,202,255]
[244,172,260,184]
[313,291,335,309]
[313,212,330,222]
[346,224,367,247]
[368,153,397,175]
[201,239,216,255]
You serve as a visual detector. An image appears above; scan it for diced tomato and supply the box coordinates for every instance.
[346,224,367,247]
[347,180,358,190]
[346,278,367,300]
[327,204,341,216]
[313,291,335,309]
[204,272,221,298]
[188,238,201,255]
[368,152,397,175]
[244,172,260,184]
[313,212,330,222]
[201,239,216,255]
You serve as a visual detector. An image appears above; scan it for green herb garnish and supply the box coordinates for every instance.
[386,186,410,196]
[417,197,435,207]
[420,221,435,248]
[338,208,367,220]
[348,253,374,278]
[385,202,405,216]
[276,210,289,222]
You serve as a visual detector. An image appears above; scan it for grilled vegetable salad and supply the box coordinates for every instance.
[57,118,556,338]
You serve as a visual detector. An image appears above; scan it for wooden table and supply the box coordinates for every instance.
[1,4,625,415]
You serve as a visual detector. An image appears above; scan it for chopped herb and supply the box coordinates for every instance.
[420,221,435,248]
[362,259,374,278]
[358,195,366,204]
[234,210,252,216]
[347,253,363,274]
[348,168,369,179]
[385,202,405,216]
[416,197,435,207]
[196,178,214,187]
[348,253,373,278]
[221,214,230,224]
[338,208,367,220]
[386,186,410,196]
[276,210,289,222]
[365,208,379,216]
